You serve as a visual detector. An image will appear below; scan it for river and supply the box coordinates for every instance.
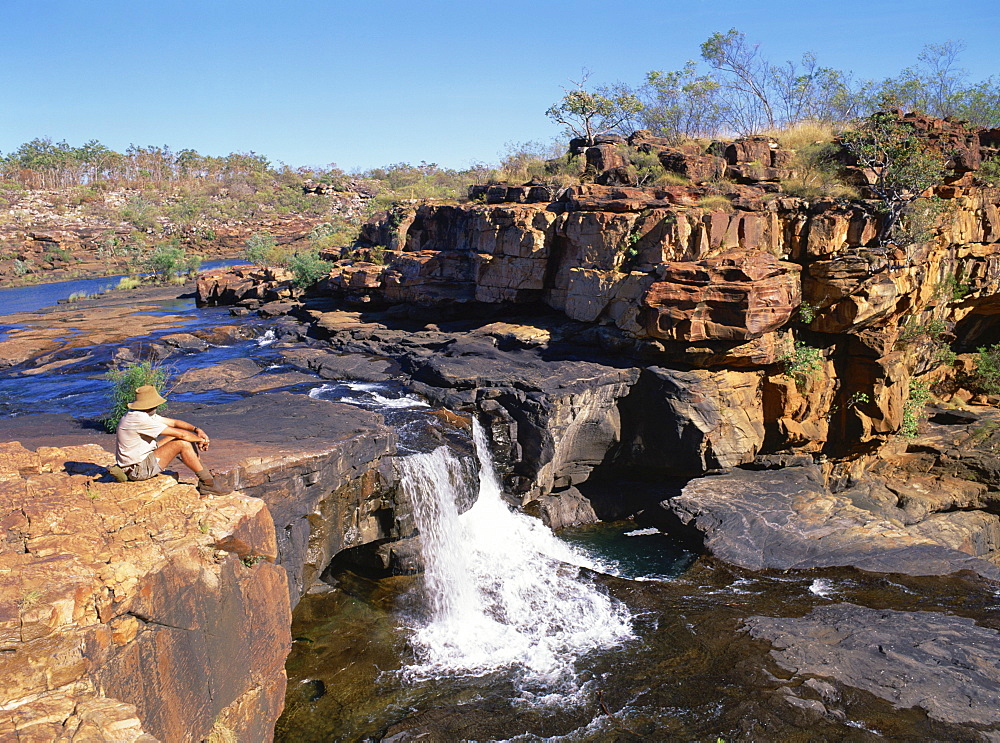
[0,259,250,316]
[3,281,999,741]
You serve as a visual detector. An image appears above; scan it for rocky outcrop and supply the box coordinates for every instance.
[641,250,800,342]
[195,265,298,309]
[179,393,399,604]
[0,441,290,742]
[747,604,1000,730]
[658,464,1000,577]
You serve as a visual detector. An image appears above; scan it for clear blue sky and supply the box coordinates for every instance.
[2,0,998,173]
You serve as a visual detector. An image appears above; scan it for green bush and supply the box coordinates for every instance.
[118,195,161,232]
[243,231,282,266]
[900,379,930,437]
[144,243,188,282]
[780,340,823,388]
[288,250,334,288]
[975,157,1000,185]
[103,361,169,433]
[973,343,1000,396]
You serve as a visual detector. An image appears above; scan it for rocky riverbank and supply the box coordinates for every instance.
[5,111,1000,740]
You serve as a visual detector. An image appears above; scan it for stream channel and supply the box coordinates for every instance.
[3,282,1000,741]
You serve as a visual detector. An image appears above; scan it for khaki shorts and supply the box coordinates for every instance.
[123,451,162,481]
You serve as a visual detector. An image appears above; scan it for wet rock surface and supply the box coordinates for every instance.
[746,603,1000,729]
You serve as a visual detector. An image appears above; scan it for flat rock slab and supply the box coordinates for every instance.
[746,603,1000,728]
[0,286,202,369]
[665,465,1000,578]
[172,357,317,394]
[0,391,399,606]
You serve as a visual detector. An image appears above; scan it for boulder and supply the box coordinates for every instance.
[660,465,1000,577]
[658,148,726,182]
[747,604,1000,728]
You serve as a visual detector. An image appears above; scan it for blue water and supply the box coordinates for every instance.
[0,259,250,316]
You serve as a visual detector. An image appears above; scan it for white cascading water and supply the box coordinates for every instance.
[397,421,633,698]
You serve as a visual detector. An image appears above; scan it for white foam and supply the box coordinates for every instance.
[308,382,430,408]
[397,422,632,695]
[809,578,836,597]
[624,528,661,537]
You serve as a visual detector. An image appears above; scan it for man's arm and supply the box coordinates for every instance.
[160,417,210,450]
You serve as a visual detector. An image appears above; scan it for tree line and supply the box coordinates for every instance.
[547,31,1000,144]
[0,139,286,190]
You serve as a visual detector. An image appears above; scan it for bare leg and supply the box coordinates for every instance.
[155,439,204,475]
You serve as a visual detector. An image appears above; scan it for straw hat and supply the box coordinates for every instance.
[128,385,167,410]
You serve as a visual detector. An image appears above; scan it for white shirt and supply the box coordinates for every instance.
[115,411,168,466]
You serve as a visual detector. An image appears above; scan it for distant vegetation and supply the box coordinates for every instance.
[547,32,1000,144]
[2,30,998,290]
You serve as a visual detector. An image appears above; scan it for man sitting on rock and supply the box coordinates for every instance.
[108,385,231,496]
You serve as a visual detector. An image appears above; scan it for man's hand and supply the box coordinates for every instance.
[195,427,210,452]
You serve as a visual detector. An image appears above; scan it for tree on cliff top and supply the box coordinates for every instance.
[841,112,945,245]
[545,71,643,146]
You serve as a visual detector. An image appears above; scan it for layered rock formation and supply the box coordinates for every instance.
[0,380,405,740]
[193,113,1000,572]
[0,441,290,742]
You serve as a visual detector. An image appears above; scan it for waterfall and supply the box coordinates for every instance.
[397,421,633,698]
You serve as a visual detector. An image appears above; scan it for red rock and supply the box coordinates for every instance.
[641,250,801,341]
[658,148,726,182]
[0,442,292,742]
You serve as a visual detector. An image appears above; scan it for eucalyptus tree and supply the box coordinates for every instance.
[841,112,945,245]
[546,71,644,145]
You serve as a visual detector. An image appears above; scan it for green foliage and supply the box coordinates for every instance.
[361,161,474,201]
[841,112,945,245]
[288,250,334,288]
[43,245,73,263]
[847,391,871,408]
[117,276,142,290]
[638,63,726,141]
[780,141,857,200]
[976,157,1000,185]
[307,219,362,252]
[898,316,948,342]
[143,243,189,282]
[618,145,668,186]
[900,379,930,437]
[893,196,948,247]
[13,259,32,276]
[103,360,169,433]
[798,301,818,324]
[780,340,823,387]
[491,141,581,187]
[243,231,281,267]
[973,344,1000,396]
[118,195,161,232]
[546,71,644,144]
[938,269,970,302]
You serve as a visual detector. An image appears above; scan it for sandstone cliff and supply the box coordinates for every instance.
[0,441,289,742]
